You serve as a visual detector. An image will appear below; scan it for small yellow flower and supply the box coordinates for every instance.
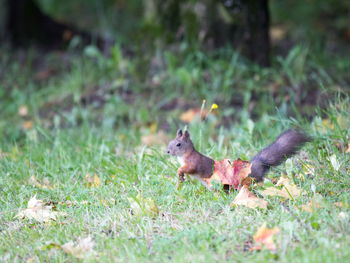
[211,103,219,110]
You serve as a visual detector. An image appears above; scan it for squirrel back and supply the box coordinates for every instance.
[250,129,310,181]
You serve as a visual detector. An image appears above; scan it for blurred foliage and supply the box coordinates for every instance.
[36,0,350,53]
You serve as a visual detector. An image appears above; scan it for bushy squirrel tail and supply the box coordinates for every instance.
[250,129,310,181]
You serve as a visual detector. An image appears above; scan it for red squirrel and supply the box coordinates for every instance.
[166,129,310,187]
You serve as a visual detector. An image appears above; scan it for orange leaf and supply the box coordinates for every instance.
[251,223,280,251]
[209,159,252,189]
[180,108,208,123]
[22,121,33,130]
[231,185,268,209]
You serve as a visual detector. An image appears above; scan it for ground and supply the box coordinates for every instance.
[0,46,349,262]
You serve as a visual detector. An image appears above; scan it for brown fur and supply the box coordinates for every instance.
[167,130,214,183]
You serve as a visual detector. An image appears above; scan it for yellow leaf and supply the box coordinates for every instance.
[251,223,280,251]
[261,177,303,199]
[85,173,101,187]
[128,194,159,217]
[231,185,268,209]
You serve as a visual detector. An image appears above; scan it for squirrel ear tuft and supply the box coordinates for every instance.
[176,129,183,138]
[183,130,190,139]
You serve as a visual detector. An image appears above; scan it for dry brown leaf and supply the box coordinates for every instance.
[61,236,95,259]
[141,130,169,146]
[231,185,268,209]
[251,223,280,251]
[16,195,65,223]
[85,173,101,187]
[205,159,252,190]
[261,177,302,199]
[28,176,53,189]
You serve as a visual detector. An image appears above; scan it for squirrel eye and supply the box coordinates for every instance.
[176,143,181,147]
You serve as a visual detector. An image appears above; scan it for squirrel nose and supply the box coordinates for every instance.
[167,150,170,154]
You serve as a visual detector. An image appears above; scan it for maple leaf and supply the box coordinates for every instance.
[128,194,159,217]
[61,236,95,259]
[15,195,65,223]
[251,223,280,251]
[85,173,101,187]
[206,159,252,190]
[231,185,268,209]
[261,177,303,199]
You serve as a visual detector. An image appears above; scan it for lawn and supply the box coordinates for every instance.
[0,47,350,263]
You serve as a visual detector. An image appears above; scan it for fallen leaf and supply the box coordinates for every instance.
[141,130,169,146]
[231,185,268,209]
[334,202,349,208]
[180,108,208,123]
[261,177,302,199]
[128,194,159,217]
[205,159,252,190]
[251,223,280,251]
[300,195,323,212]
[18,105,28,116]
[28,176,53,189]
[22,120,33,130]
[16,195,65,223]
[85,173,101,187]
[61,236,95,259]
[346,143,350,153]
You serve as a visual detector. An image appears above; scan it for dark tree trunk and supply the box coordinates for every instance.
[241,0,270,67]
[5,0,110,49]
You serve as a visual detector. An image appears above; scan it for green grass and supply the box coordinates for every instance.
[0,46,350,262]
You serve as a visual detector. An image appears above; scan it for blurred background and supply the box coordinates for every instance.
[1,0,350,143]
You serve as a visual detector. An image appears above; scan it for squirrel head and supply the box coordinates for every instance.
[166,129,194,156]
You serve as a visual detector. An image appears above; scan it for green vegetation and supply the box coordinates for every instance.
[1,0,350,262]
[1,45,350,262]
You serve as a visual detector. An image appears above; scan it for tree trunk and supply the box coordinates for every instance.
[241,0,270,67]
[4,0,109,49]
